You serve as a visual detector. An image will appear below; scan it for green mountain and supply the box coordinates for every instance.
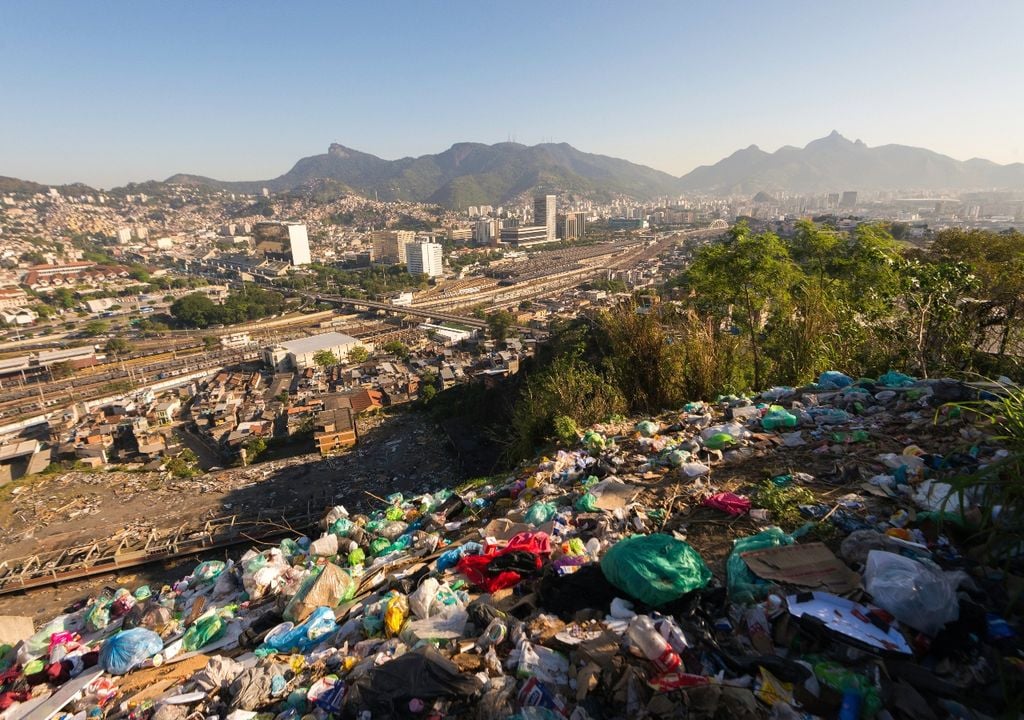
[167,142,682,207]
[678,131,1024,194]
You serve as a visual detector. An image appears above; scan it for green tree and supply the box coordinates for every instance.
[202,335,219,350]
[486,310,516,343]
[685,222,800,388]
[347,345,370,363]
[420,384,437,403]
[170,293,218,328]
[104,337,134,358]
[313,349,339,368]
[382,340,409,358]
[243,437,267,462]
[49,287,77,309]
[84,319,109,336]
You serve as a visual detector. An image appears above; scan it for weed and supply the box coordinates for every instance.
[752,479,815,531]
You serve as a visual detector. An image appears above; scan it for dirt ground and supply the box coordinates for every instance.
[0,408,466,621]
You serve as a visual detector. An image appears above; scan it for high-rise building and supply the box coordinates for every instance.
[839,191,858,209]
[473,219,500,246]
[287,224,311,265]
[406,241,444,278]
[560,211,586,241]
[116,227,132,244]
[253,222,311,265]
[534,194,556,243]
[371,230,415,264]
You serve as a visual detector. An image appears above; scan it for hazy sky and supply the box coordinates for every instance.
[3,0,1022,188]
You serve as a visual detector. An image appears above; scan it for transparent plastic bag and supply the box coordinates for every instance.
[864,550,960,635]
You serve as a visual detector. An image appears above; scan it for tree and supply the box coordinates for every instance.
[313,349,339,368]
[347,345,370,363]
[50,361,75,379]
[202,335,219,350]
[420,384,437,403]
[685,222,800,388]
[84,320,109,336]
[382,340,409,358]
[486,310,516,343]
[49,287,77,309]
[104,337,134,358]
[243,437,268,462]
[171,293,218,328]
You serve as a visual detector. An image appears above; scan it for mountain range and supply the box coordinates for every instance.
[167,132,1024,205]
[6,133,1023,207]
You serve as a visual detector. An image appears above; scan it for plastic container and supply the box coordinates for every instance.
[627,615,682,673]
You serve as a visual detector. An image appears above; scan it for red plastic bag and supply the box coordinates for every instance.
[703,492,751,516]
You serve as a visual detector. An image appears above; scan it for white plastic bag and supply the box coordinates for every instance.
[864,550,959,635]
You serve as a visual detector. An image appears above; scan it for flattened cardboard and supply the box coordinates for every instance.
[741,542,860,594]
[589,479,639,510]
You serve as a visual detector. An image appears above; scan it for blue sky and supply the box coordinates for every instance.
[2,0,1022,187]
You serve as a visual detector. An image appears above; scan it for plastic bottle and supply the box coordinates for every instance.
[627,615,682,673]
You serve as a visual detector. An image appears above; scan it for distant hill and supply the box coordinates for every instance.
[167,142,682,208]
[678,131,1024,194]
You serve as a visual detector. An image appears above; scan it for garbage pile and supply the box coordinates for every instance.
[1,370,1022,720]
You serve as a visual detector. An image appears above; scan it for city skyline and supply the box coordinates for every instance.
[2,0,1023,187]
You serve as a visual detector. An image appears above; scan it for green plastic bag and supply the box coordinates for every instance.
[575,493,599,512]
[182,613,224,651]
[727,527,794,602]
[600,533,711,606]
[762,406,797,431]
[385,506,405,521]
[329,518,353,537]
[704,432,735,450]
[524,501,557,526]
[85,599,112,632]
[370,537,392,556]
[635,420,659,437]
[348,547,366,566]
[191,560,226,585]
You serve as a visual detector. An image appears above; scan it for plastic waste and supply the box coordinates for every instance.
[262,607,337,655]
[703,432,735,450]
[284,563,355,623]
[182,613,225,652]
[635,420,660,437]
[436,542,482,571]
[680,461,710,477]
[574,493,599,512]
[309,533,339,557]
[727,527,795,602]
[878,370,915,387]
[525,501,557,526]
[762,406,798,430]
[190,560,226,586]
[600,533,711,606]
[818,371,854,388]
[99,628,163,675]
[627,615,682,672]
[863,550,960,635]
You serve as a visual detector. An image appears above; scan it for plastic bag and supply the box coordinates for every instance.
[409,578,466,620]
[379,521,408,540]
[284,563,355,623]
[348,547,366,566]
[762,406,797,431]
[242,549,290,600]
[99,628,163,675]
[310,533,339,557]
[574,493,599,512]
[635,420,660,437]
[525,501,557,526]
[329,517,353,537]
[436,542,482,571]
[85,598,112,632]
[370,537,392,556]
[384,594,409,636]
[182,613,225,652]
[703,432,735,450]
[727,527,794,602]
[600,533,711,606]
[818,371,853,388]
[878,370,915,387]
[262,606,337,655]
[864,550,960,635]
[190,560,226,586]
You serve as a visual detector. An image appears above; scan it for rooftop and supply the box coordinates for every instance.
[274,331,359,355]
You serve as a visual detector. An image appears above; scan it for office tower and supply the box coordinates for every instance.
[406,241,444,277]
[287,224,311,265]
[560,211,586,241]
[534,194,556,243]
[839,191,858,209]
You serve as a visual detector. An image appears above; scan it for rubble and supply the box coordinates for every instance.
[1,371,1022,719]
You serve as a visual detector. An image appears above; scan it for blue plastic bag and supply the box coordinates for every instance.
[436,542,482,571]
[99,628,163,675]
[818,371,853,389]
[262,606,337,654]
[878,370,915,387]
